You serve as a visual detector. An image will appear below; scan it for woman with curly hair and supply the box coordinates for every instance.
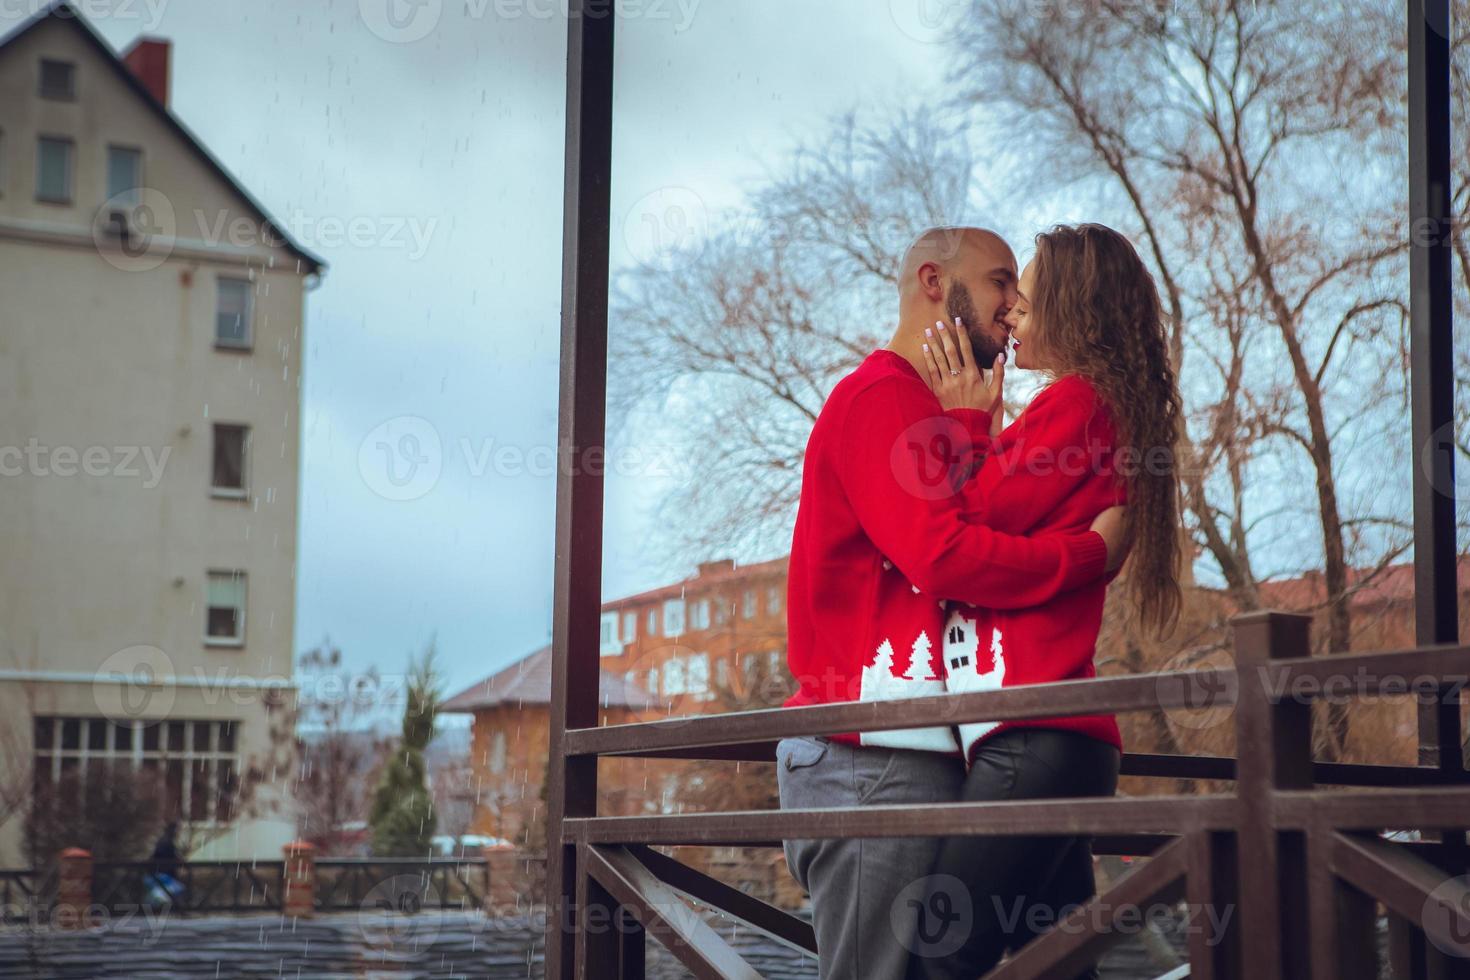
[907,223,1184,979]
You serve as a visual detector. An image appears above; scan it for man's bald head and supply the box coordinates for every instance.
[896,226,1019,366]
[898,226,1013,294]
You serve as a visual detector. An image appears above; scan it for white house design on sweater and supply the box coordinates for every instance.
[942,606,1008,756]
[857,632,960,753]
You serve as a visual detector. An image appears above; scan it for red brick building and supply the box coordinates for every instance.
[442,557,800,907]
[594,556,790,718]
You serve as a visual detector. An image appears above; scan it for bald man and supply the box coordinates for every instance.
[777,227,1124,978]
[893,225,1018,374]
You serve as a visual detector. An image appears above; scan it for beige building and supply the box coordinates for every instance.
[0,4,324,864]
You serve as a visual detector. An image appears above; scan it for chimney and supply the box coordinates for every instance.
[122,37,170,109]
[696,559,735,578]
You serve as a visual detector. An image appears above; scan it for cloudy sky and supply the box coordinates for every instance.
[15,0,972,697]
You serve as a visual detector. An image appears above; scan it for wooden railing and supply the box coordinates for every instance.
[552,612,1470,978]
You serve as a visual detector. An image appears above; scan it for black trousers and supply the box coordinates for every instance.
[906,727,1122,980]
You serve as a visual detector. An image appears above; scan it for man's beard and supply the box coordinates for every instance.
[947,280,1006,365]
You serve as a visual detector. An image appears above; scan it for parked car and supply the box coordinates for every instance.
[430,834,512,857]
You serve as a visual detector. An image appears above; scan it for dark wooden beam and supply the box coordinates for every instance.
[566,798,1230,845]
[566,669,1236,756]
[546,4,615,978]
[1232,611,1315,980]
[583,845,762,979]
[1274,788,1470,829]
[627,846,817,956]
[982,837,1189,980]
[1331,831,1470,960]
[1407,0,1461,772]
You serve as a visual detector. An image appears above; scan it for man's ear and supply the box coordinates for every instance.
[916,261,945,303]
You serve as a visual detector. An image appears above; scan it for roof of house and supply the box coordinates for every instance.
[441,644,658,714]
[602,555,789,611]
[1252,555,1470,611]
[0,2,326,273]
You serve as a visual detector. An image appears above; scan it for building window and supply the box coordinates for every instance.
[215,278,253,349]
[768,649,784,679]
[599,612,620,655]
[686,653,710,697]
[621,611,636,643]
[33,717,240,825]
[205,571,246,644]
[211,423,248,496]
[647,667,659,696]
[663,657,686,695]
[713,599,728,627]
[35,136,73,204]
[646,608,657,636]
[742,589,756,619]
[663,599,685,638]
[38,59,76,100]
[715,658,729,689]
[488,731,507,775]
[689,599,710,631]
[624,669,638,692]
[106,145,143,205]
[767,585,781,615]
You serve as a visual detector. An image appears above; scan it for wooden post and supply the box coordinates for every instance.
[1232,611,1314,980]
[282,841,315,919]
[55,847,92,930]
[547,1,615,977]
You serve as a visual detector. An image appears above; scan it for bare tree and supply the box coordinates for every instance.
[948,0,1439,759]
[610,111,975,563]
[294,641,385,854]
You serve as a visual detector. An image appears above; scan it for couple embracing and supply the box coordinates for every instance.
[778,224,1183,979]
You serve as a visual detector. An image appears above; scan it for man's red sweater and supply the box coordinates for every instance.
[943,372,1126,760]
[784,349,1110,753]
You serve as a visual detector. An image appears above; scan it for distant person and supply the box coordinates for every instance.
[145,821,185,907]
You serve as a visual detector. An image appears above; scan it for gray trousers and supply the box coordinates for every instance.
[776,736,966,980]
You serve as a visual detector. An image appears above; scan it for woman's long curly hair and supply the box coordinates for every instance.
[1028,224,1183,635]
